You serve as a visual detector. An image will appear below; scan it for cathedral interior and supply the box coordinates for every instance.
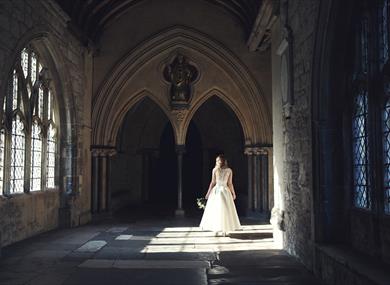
[0,0,389,284]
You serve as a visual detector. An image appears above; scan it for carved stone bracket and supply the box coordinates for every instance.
[172,109,187,123]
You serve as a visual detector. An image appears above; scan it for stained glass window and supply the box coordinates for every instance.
[46,123,56,188]
[30,122,42,191]
[10,115,25,194]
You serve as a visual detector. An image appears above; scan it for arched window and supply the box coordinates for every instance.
[352,10,370,210]
[30,120,42,191]
[47,122,56,188]
[1,45,58,195]
[351,0,390,215]
[381,0,390,214]
[10,114,25,194]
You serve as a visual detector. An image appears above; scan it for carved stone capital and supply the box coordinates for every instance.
[91,146,117,157]
[244,147,254,155]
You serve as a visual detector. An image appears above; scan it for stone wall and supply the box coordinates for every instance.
[271,0,320,269]
[0,191,59,247]
[0,0,91,247]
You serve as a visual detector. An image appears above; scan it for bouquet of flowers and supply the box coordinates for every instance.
[196,197,207,210]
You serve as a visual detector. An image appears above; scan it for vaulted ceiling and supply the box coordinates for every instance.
[55,0,261,43]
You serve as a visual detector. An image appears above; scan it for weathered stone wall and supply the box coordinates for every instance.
[0,0,91,247]
[0,191,59,247]
[271,0,320,269]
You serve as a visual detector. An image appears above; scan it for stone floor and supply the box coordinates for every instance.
[0,212,322,285]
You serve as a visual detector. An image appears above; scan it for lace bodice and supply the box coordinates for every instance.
[214,167,231,186]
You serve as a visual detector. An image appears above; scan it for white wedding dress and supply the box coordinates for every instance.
[199,167,241,233]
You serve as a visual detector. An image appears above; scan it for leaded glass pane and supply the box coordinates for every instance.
[352,89,371,209]
[379,0,390,68]
[10,116,25,194]
[38,87,44,118]
[383,82,390,214]
[12,70,18,110]
[48,90,52,120]
[46,124,56,188]
[0,129,5,195]
[31,52,37,84]
[30,122,42,192]
[21,48,29,78]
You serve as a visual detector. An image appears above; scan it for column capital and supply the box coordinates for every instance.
[253,147,268,156]
[244,147,254,155]
[91,145,117,157]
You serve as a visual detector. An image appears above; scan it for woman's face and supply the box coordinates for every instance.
[216,157,222,167]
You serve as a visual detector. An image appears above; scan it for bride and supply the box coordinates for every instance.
[199,154,241,235]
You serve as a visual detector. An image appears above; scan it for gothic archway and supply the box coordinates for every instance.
[186,96,247,216]
[110,97,177,215]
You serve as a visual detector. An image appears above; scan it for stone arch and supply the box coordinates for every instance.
[92,26,271,147]
[182,88,247,145]
[108,89,177,148]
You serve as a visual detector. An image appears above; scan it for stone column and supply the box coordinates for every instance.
[175,145,186,216]
[91,155,99,213]
[259,148,269,213]
[91,146,117,213]
[253,147,262,211]
[244,147,254,214]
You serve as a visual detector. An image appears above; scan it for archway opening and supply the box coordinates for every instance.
[183,121,203,215]
[110,97,176,217]
[186,96,247,216]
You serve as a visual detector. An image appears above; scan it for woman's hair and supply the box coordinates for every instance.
[215,154,228,168]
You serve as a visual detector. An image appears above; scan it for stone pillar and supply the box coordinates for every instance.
[259,148,270,213]
[91,155,99,213]
[175,145,186,216]
[244,147,254,214]
[91,146,117,214]
[253,148,262,211]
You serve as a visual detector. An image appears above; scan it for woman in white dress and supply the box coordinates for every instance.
[199,155,241,235]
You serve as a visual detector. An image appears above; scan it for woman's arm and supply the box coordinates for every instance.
[205,168,216,199]
[227,169,236,200]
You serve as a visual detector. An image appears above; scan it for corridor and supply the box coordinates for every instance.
[0,215,321,285]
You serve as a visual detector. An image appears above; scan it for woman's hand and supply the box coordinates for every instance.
[232,192,236,200]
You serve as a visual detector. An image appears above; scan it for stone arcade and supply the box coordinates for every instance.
[0,1,389,285]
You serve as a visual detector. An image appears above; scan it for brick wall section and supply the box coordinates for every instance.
[281,0,320,267]
[0,0,90,246]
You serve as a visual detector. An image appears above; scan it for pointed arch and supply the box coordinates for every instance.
[92,26,271,146]
[108,89,176,147]
[181,88,248,145]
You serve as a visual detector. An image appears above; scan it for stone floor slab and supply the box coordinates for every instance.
[75,240,107,253]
